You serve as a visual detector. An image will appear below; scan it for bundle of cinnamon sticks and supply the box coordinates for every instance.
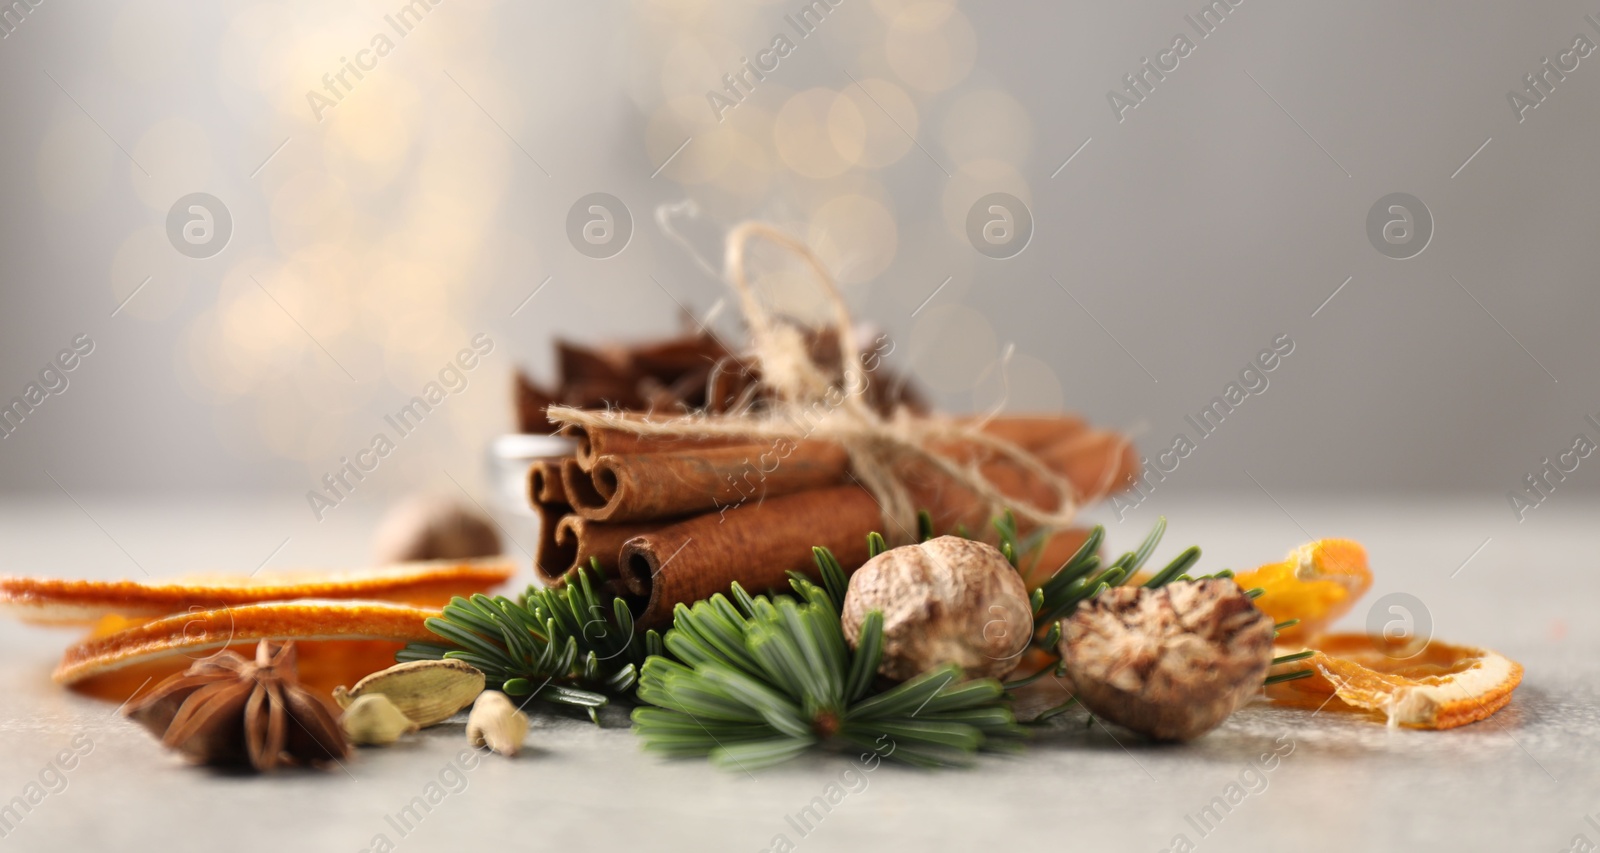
[529,414,1137,627]
[516,328,923,434]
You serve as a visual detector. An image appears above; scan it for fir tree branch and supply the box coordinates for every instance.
[994,513,1313,704]
[632,548,1024,769]
[397,561,660,723]
[401,507,1312,746]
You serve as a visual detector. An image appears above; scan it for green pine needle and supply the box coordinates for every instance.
[400,509,1313,746]
[1029,517,1209,628]
[1003,516,1312,700]
[1263,669,1315,686]
[866,531,889,559]
[397,560,660,722]
[632,571,1023,769]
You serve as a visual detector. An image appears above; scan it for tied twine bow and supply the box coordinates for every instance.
[548,221,1091,541]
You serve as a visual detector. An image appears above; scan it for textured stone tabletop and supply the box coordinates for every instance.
[0,494,1592,853]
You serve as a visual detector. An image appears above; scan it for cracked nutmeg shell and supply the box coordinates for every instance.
[842,536,1032,681]
[372,495,501,564]
[1059,579,1274,741]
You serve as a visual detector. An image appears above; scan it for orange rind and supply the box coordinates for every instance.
[1266,632,1523,730]
[0,557,514,625]
[1234,539,1371,641]
[55,599,441,702]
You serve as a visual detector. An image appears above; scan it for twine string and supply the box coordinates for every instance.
[549,221,1087,540]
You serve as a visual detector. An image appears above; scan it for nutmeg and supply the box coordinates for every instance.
[1058,579,1274,741]
[841,536,1032,682]
[372,495,501,564]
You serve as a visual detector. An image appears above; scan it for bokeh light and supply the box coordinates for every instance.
[775,88,860,180]
[106,0,1050,476]
[885,7,976,93]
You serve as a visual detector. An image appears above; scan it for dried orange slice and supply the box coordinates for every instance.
[1233,539,1371,641]
[56,600,440,702]
[1266,632,1522,729]
[0,557,514,625]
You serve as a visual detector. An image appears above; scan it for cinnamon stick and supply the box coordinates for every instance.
[564,442,851,523]
[620,486,881,628]
[548,516,660,588]
[558,415,1103,523]
[539,414,1138,626]
[907,428,1136,534]
[566,422,751,469]
[1034,430,1139,502]
[528,460,574,583]
[529,458,567,505]
[957,414,1087,452]
[616,432,1132,628]
[565,413,1080,469]
[518,329,926,436]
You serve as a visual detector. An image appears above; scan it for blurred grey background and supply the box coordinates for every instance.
[0,0,1595,522]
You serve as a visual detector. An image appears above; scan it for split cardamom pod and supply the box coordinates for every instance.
[466,691,528,756]
[334,659,485,728]
[340,694,419,746]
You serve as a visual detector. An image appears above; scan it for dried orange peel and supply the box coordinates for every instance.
[0,557,514,625]
[1233,538,1372,642]
[1266,633,1523,730]
[55,600,441,702]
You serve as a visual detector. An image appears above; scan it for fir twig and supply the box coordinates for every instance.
[398,560,660,723]
[994,514,1312,702]
[632,546,1024,769]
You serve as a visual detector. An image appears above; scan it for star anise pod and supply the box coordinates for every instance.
[125,640,350,772]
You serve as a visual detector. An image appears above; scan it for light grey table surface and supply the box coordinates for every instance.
[0,493,1593,853]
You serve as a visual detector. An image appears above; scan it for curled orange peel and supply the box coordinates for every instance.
[0,557,514,625]
[54,599,441,702]
[1266,633,1523,730]
[1233,538,1372,642]
[1,560,511,705]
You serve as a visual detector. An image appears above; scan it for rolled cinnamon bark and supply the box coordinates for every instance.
[896,427,1137,535]
[528,460,574,583]
[529,458,567,505]
[564,414,1079,470]
[1035,430,1139,502]
[619,436,1131,627]
[955,415,1087,452]
[559,415,1101,524]
[567,423,751,469]
[515,372,557,434]
[565,441,852,523]
[541,415,1138,621]
[620,428,1139,620]
[548,516,660,589]
[620,485,881,628]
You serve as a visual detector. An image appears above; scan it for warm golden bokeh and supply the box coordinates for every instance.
[94,0,1043,474]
